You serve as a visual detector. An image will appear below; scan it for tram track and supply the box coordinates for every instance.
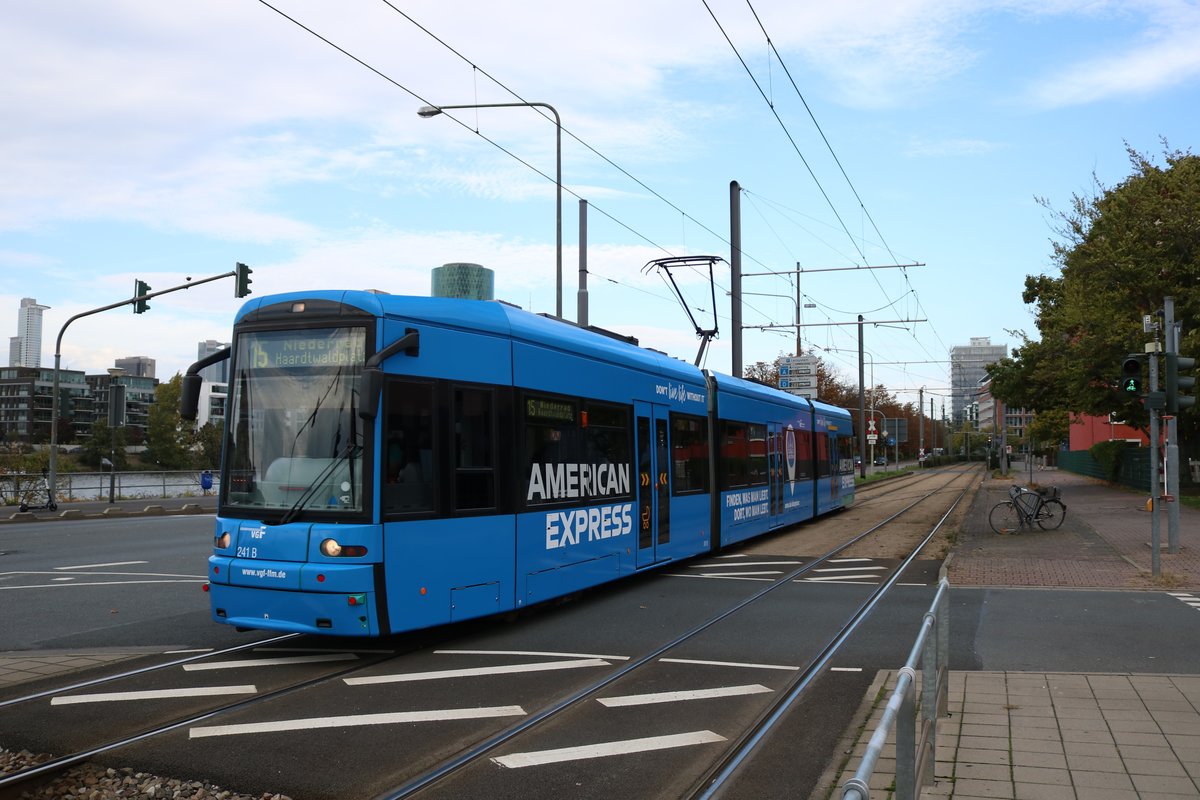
[0,465,980,800]
[0,632,436,798]
[373,465,977,798]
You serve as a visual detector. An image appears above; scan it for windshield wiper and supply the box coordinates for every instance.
[274,442,362,526]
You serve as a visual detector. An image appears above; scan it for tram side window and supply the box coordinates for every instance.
[671,413,709,494]
[382,380,434,514]
[793,428,814,481]
[523,395,580,506]
[721,421,748,488]
[453,387,496,511]
[747,423,768,485]
[816,431,832,478]
[523,395,633,506]
[582,403,632,498]
[837,431,856,474]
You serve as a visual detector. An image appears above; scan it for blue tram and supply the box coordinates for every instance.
[181,291,855,637]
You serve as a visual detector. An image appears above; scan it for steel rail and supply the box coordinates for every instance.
[0,646,404,794]
[0,633,301,711]
[688,471,974,798]
[374,466,975,799]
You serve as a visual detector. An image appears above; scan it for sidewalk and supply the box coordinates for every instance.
[819,466,1200,799]
[0,493,216,524]
[949,467,1200,590]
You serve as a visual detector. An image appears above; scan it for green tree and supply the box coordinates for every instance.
[145,374,193,469]
[994,143,1200,448]
[1027,409,1070,452]
[80,420,129,470]
[195,421,224,470]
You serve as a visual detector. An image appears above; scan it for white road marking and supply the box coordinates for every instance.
[183,653,359,671]
[0,579,207,591]
[52,685,257,705]
[190,705,526,738]
[830,667,863,672]
[689,561,802,568]
[435,649,630,661]
[55,561,149,570]
[812,565,888,573]
[802,575,881,582]
[827,558,875,563]
[598,684,772,707]
[660,658,798,671]
[255,647,395,654]
[164,648,213,654]
[663,573,774,582]
[492,730,727,768]
[52,577,74,582]
[345,658,610,686]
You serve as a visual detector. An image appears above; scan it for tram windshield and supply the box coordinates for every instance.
[223,326,368,517]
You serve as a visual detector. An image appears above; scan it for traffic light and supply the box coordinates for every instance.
[234,262,253,298]
[1120,356,1143,395]
[133,279,151,314]
[1166,353,1196,412]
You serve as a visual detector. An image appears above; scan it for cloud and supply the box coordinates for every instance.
[905,138,1005,157]
[1026,27,1200,108]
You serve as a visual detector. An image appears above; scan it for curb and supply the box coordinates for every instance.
[1,505,214,524]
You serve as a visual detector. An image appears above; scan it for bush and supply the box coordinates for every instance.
[1088,440,1130,481]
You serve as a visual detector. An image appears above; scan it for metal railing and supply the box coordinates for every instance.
[1,470,218,504]
[841,576,951,800]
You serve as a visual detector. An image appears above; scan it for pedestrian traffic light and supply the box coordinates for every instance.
[1120,356,1142,394]
[133,279,151,314]
[234,262,253,298]
[1165,353,1196,412]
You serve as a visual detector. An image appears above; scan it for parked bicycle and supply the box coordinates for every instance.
[989,484,1066,534]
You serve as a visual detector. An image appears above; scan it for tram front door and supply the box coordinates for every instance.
[634,401,670,568]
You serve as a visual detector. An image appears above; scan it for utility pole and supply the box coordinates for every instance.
[1164,297,1181,553]
[918,387,924,466]
[858,315,866,478]
[730,181,742,377]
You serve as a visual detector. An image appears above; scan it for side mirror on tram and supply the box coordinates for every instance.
[358,328,419,422]
[180,373,202,421]
[359,368,382,421]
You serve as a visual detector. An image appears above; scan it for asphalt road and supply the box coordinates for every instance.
[3,516,1199,799]
[0,513,248,651]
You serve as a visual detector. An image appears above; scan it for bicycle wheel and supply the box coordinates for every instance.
[1037,499,1066,530]
[989,501,1021,534]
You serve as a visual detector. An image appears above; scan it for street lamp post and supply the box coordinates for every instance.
[418,102,563,319]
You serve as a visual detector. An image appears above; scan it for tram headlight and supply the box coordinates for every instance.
[215,532,231,549]
[320,538,367,558]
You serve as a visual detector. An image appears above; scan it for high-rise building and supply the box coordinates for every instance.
[197,340,231,383]
[949,337,1007,425]
[432,263,494,300]
[9,297,50,368]
[114,356,156,378]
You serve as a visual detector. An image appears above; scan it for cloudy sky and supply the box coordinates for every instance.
[3,0,1198,411]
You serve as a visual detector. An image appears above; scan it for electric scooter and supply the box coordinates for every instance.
[19,468,58,512]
